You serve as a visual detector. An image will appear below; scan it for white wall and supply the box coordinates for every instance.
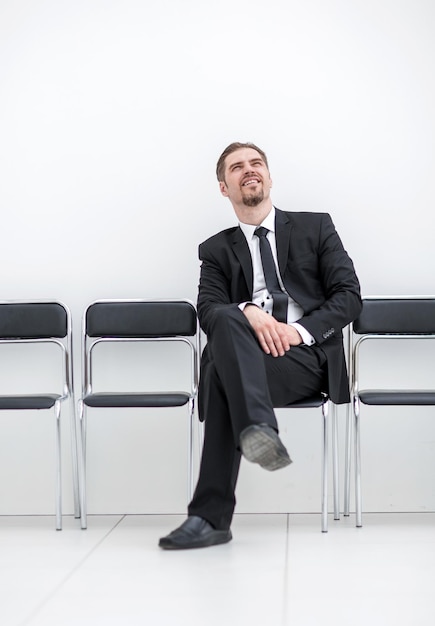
[0,0,434,517]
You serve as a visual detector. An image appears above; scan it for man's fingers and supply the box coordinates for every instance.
[244,307,292,356]
[257,332,271,355]
[261,328,286,357]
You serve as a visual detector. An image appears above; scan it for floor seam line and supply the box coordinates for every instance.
[18,514,127,626]
[281,513,291,626]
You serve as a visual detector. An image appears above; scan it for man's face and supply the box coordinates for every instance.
[219,148,272,207]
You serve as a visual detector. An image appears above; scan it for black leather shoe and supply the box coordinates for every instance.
[240,423,292,471]
[159,516,232,550]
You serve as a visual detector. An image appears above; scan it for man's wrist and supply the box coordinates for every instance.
[239,301,257,312]
[290,322,315,346]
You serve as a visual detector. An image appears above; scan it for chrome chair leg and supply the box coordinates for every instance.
[332,403,340,521]
[321,399,329,533]
[55,400,62,531]
[343,402,352,516]
[77,399,88,530]
[344,322,353,517]
[69,395,80,519]
[354,395,362,528]
[188,398,195,502]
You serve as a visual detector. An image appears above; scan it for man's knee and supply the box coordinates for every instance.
[208,305,249,337]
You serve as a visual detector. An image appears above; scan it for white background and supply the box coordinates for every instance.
[0,0,434,517]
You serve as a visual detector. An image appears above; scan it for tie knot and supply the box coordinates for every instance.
[254,226,269,239]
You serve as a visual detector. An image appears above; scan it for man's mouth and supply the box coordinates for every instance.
[242,177,261,187]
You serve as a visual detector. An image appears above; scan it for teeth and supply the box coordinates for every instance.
[243,179,259,186]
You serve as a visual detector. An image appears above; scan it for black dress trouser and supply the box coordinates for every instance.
[188,306,327,530]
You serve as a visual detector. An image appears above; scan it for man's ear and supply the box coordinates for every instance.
[219,181,228,197]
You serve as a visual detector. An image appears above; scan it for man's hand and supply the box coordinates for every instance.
[243,305,303,357]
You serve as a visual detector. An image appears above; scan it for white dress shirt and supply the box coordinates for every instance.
[238,207,315,346]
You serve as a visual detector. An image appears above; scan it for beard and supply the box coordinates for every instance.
[242,188,264,207]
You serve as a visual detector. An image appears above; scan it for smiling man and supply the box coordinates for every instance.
[159,141,362,550]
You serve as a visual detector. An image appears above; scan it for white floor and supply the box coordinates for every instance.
[1,512,435,626]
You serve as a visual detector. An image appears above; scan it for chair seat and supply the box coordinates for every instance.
[283,394,327,409]
[83,392,191,408]
[359,390,435,405]
[0,394,61,410]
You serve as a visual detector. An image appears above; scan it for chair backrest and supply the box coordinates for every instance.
[0,301,73,398]
[85,300,197,338]
[354,297,435,335]
[0,302,68,339]
[82,299,199,397]
[352,297,435,395]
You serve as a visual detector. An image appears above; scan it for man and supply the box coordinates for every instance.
[159,142,362,550]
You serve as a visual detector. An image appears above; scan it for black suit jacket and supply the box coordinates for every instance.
[197,209,362,404]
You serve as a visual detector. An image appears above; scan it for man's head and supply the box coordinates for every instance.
[216,142,269,183]
[216,142,272,217]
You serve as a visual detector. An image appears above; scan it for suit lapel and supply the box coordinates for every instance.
[231,227,253,295]
[275,208,293,276]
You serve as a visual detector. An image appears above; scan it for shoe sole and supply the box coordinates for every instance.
[159,530,232,550]
[240,425,292,471]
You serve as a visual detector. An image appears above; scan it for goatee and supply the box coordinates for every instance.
[242,190,264,207]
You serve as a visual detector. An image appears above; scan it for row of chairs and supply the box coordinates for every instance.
[0,297,433,531]
[0,298,336,533]
[0,299,200,531]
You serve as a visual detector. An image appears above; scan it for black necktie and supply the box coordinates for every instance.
[254,226,288,323]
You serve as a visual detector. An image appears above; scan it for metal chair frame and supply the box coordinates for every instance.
[77,298,200,529]
[343,295,435,527]
[0,300,77,530]
[343,323,353,519]
[280,393,339,533]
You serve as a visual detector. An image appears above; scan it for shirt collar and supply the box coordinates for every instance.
[239,206,276,241]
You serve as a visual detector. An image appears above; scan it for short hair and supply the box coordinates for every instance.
[216,142,269,182]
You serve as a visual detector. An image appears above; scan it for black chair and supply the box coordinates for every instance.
[0,301,77,529]
[280,393,339,533]
[348,296,435,527]
[77,299,200,529]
